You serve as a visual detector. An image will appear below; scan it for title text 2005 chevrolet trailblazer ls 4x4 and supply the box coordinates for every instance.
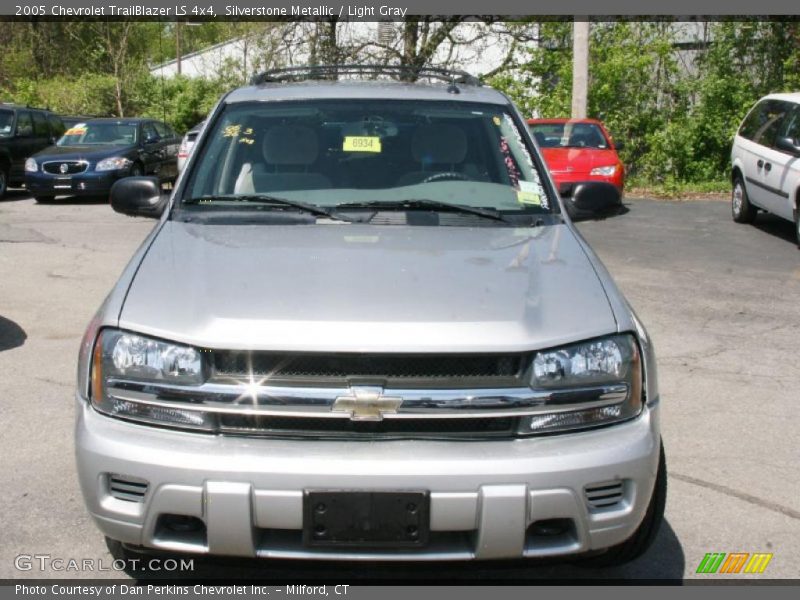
[76,66,665,567]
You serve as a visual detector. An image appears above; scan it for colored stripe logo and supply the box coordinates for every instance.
[696,552,773,574]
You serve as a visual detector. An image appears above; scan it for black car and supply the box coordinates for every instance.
[0,104,65,198]
[25,118,180,203]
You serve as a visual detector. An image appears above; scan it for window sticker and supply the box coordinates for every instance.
[65,125,87,135]
[343,136,382,153]
[517,191,542,206]
[499,136,520,187]
[517,180,548,208]
[222,124,241,137]
[223,124,254,144]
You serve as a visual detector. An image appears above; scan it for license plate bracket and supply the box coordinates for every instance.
[303,490,429,548]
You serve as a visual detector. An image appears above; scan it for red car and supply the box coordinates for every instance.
[527,118,625,201]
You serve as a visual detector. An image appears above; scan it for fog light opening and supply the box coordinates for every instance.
[524,518,579,554]
[154,514,207,548]
[163,515,204,533]
[529,518,571,537]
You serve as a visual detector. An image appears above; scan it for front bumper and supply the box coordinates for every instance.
[25,169,126,197]
[75,396,660,561]
[554,176,624,198]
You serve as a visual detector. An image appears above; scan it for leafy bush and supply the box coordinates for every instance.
[492,20,800,186]
[129,74,231,133]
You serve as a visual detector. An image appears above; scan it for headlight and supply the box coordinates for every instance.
[519,334,642,434]
[95,156,132,171]
[590,165,618,176]
[25,158,38,173]
[90,329,212,429]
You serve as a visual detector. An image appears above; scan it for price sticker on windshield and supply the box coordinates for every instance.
[516,181,544,206]
[343,136,382,153]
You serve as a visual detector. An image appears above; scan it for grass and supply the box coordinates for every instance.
[626,177,730,200]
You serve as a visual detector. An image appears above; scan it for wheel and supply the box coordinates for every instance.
[732,175,756,224]
[795,208,800,249]
[577,442,667,568]
[34,196,55,204]
[0,168,8,198]
[421,171,472,184]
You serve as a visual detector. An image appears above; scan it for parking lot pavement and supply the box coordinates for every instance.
[0,192,798,580]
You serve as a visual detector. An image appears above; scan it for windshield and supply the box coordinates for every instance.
[57,122,138,146]
[183,100,554,215]
[0,110,13,136]
[529,122,610,150]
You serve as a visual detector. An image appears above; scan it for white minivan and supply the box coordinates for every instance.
[731,92,800,246]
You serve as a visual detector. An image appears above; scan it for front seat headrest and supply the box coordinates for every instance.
[263,124,319,166]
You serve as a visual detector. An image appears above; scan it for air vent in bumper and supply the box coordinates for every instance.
[108,474,149,503]
[584,480,625,511]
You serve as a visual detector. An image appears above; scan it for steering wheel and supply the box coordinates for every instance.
[421,171,472,184]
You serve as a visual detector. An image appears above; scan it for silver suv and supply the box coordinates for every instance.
[76,66,665,567]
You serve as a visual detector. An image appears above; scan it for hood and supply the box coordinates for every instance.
[32,144,136,162]
[118,222,618,353]
[540,147,620,174]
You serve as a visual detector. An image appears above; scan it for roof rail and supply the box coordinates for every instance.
[250,64,482,89]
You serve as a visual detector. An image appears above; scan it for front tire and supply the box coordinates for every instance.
[34,196,54,204]
[794,208,800,249]
[0,168,8,198]
[732,175,756,224]
[578,442,667,568]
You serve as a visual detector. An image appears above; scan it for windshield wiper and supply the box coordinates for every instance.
[183,194,361,223]
[336,199,513,225]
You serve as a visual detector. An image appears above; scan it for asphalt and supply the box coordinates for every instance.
[0,191,798,581]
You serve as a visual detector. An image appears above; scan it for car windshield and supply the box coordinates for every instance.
[529,122,609,150]
[57,122,138,146]
[0,110,13,136]
[183,99,554,216]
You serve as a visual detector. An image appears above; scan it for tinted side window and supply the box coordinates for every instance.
[153,122,170,138]
[31,111,49,137]
[779,104,800,144]
[15,111,33,136]
[739,100,790,147]
[47,114,65,138]
[142,123,159,141]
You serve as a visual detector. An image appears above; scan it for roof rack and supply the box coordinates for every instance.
[250,64,482,90]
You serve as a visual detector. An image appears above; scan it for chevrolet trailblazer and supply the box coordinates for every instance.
[76,65,665,567]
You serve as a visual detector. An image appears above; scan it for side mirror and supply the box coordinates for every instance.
[110,176,167,218]
[775,136,800,157]
[568,181,622,220]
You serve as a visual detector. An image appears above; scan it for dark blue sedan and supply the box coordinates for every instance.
[24,118,179,202]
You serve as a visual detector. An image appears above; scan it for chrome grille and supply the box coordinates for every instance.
[42,160,88,175]
[212,351,528,388]
[584,480,625,511]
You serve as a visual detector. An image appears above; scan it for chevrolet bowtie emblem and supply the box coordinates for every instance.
[332,386,402,421]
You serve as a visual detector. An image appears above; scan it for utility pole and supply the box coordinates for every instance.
[571,19,589,119]
[176,21,182,75]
